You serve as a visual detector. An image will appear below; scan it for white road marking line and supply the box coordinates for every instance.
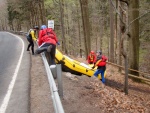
[0,33,24,113]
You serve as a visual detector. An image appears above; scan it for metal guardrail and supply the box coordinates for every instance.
[41,53,64,113]
[8,30,65,113]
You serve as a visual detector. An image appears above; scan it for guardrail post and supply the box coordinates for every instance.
[56,64,63,98]
[50,65,57,79]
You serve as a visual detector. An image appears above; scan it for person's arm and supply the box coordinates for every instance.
[30,30,37,41]
[87,55,90,63]
[93,54,97,63]
[92,59,102,69]
[38,30,43,46]
[95,59,102,66]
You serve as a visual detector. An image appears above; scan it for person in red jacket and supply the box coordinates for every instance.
[35,25,60,65]
[87,51,96,64]
[92,52,107,84]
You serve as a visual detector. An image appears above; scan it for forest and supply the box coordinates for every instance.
[0,0,150,81]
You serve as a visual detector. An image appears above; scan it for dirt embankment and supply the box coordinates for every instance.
[30,53,150,113]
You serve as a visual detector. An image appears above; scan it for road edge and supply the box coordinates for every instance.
[5,34,31,113]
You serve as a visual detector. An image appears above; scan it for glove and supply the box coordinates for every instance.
[92,66,95,69]
[57,42,60,45]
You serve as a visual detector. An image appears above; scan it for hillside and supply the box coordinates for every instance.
[30,51,150,113]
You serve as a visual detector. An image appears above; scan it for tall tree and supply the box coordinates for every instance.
[109,0,115,62]
[38,0,46,25]
[79,0,91,57]
[128,0,139,76]
[59,0,67,53]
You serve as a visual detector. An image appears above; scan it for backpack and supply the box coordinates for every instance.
[26,29,32,40]
[42,28,54,38]
[97,55,107,66]
[101,55,107,62]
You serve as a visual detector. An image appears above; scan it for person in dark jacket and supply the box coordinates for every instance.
[92,51,107,84]
[35,25,60,65]
[26,26,39,55]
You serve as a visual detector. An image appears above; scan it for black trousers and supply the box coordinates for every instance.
[35,43,56,65]
[27,37,34,54]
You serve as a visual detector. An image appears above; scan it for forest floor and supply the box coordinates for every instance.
[29,51,150,113]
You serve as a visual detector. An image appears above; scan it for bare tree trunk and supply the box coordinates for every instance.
[66,3,70,35]
[112,0,129,94]
[79,0,91,57]
[121,31,129,95]
[76,2,82,57]
[30,1,35,27]
[41,0,46,24]
[129,0,139,76]
[64,2,69,54]
[118,1,122,72]
[96,33,98,51]
[109,0,115,62]
[114,0,118,63]
[78,20,82,57]
[59,0,67,53]
[38,0,46,25]
[100,17,103,51]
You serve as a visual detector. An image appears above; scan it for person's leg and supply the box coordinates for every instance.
[100,70,105,83]
[35,43,50,54]
[27,39,32,51]
[45,51,51,65]
[50,44,56,65]
[93,69,100,77]
[47,45,52,52]
[31,41,34,55]
[27,43,31,51]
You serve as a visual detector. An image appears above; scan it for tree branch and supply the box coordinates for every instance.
[119,0,129,6]
[110,0,125,25]
[127,10,150,30]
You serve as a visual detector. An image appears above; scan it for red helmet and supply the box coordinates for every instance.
[90,51,95,54]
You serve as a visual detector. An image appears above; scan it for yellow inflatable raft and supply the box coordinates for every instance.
[55,49,106,79]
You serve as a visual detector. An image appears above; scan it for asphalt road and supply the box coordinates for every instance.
[0,32,30,113]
